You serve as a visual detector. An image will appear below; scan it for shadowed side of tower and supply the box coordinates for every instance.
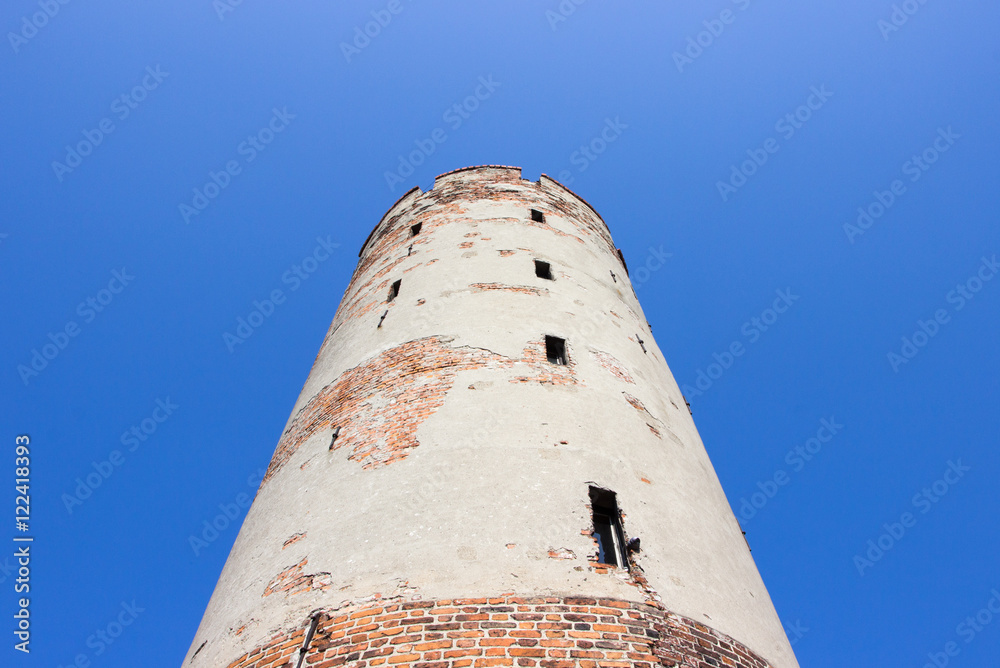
[183,166,799,668]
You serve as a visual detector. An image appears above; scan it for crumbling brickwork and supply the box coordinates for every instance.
[224,596,772,668]
[263,336,579,484]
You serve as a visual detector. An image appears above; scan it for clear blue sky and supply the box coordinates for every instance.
[2,1,998,666]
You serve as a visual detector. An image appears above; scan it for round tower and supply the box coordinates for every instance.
[184,166,799,668]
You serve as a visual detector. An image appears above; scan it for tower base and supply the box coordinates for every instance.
[219,595,773,668]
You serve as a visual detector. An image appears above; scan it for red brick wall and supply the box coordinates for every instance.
[263,336,579,484]
[224,596,772,668]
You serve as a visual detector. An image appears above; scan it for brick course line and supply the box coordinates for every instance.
[224,596,773,668]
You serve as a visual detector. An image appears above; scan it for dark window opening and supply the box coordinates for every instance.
[534,260,553,280]
[545,336,567,365]
[590,486,627,567]
[410,223,422,236]
[530,209,545,223]
[388,279,401,302]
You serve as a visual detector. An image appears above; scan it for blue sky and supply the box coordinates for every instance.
[1,1,998,666]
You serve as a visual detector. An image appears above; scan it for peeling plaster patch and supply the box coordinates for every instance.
[469,282,547,296]
[591,350,635,384]
[263,558,332,597]
[264,336,578,484]
[548,547,576,560]
[282,532,307,549]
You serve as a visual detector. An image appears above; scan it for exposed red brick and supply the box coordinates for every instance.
[470,283,547,296]
[591,351,635,384]
[282,532,306,549]
[224,597,773,668]
[262,558,331,597]
[264,337,580,484]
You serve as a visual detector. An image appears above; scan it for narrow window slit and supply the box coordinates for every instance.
[545,336,567,365]
[410,222,422,236]
[534,260,553,280]
[388,279,401,302]
[530,209,545,223]
[589,486,627,568]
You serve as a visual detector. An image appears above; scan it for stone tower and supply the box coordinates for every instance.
[184,166,799,668]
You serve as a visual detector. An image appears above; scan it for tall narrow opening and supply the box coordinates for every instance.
[530,209,545,223]
[589,486,626,567]
[534,260,553,280]
[388,279,401,302]
[545,336,567,365]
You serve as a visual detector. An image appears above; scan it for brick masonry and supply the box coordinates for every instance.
[224,596,772,668]
[263,336,579,484]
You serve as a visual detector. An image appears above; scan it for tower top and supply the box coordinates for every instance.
[359,165,610,258]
